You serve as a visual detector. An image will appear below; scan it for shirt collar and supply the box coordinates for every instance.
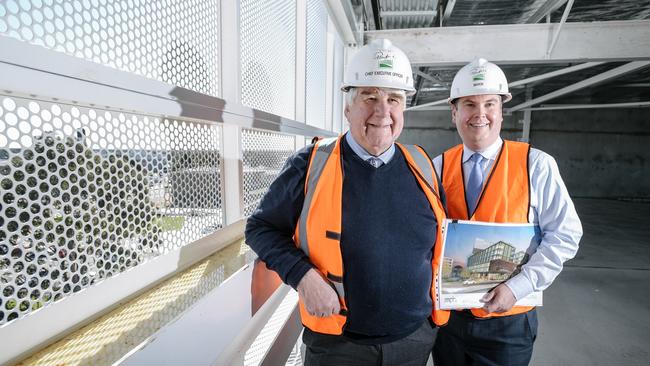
[462,137,503,163]
[345,132,395,164]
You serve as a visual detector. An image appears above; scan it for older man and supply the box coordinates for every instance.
[432,58,583,365]
[246,39,448,365]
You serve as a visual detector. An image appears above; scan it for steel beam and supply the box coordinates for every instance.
[362,0,376,30]
[518,87,533,143]
[365,20,650,66]
[442,0,457,25]
[526,101,650,111]
[509,62,604,88]
[381,10,437,17]
[406,62,603,111]
[406,98,448,111]
[508,61,650,112]
[413,69,444,84]
[545,0,574,58]
[526,0,568,24]
[325,0,361,46]
[405,105,450,111]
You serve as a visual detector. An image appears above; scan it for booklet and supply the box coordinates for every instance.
[437,219,544,310]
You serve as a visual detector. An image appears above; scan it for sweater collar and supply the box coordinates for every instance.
[344,132,396,165]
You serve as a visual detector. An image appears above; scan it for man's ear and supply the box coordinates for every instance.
[344,105,350,119]
[450,103,458,124]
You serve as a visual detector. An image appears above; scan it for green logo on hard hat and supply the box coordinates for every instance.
[379,58,393,69]
[375,49,394,69]
[471,65,487,82]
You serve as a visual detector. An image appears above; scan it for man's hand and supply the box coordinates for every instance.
[297,269,341,317]
[480,283,517,313]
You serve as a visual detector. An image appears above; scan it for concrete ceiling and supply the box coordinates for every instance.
[348,0,650,110]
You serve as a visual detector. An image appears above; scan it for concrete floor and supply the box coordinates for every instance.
[531,198,650,366]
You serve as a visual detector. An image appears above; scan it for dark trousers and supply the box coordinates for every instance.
[303,319,437,366]
[433,310,538,366]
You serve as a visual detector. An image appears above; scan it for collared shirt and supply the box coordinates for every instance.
[432,138,582,301]
[461,138,503,186]
[345,132,395,167]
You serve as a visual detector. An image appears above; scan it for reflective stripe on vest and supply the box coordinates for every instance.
[441,140,532,318]
[398,144,441,194]
[298,137,338,258]
[294,136,449,335]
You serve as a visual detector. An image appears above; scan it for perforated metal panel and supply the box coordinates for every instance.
[305,0,328,129]
[240,0,296,119]
[0,95,223,326]
[241,129,295,216]
[0,0,220,96]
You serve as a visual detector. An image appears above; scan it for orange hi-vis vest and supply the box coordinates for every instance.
[294,135,450,335]
[441,140,533,318]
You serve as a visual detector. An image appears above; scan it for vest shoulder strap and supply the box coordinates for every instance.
[397,143,441,195]
[305,137,338,193]
[298,136,341,257]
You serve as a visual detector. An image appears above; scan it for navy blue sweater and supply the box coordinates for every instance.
[245,136,438,343]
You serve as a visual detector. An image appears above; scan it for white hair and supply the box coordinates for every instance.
[344,87,407,107]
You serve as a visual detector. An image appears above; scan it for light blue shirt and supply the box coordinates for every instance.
[433,138,582,302]
[345,132,395,167]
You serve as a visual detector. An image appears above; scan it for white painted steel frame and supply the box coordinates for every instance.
[527,102,650,111]
[221,1,245,227]
[442,0,457,25]
[545,0,574,59]
[406,62,606,111]
[526,0,569,24]
[362,0,377,30]
[381,10,437,17]
[0,36,335,139]
[366,20,650,66]
[508,61,650,112]
[413,69,444,84]
[508,62,604,88]
[325,0,362,46]
[518,88,534,143]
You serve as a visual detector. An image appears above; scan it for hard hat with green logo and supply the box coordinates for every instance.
[341,38,415,95]
[449,58,512,103]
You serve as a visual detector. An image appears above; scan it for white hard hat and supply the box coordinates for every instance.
[341,38,415,95]
[449,58,512,103]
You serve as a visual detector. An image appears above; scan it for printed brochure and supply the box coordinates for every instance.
[437,219,543,310]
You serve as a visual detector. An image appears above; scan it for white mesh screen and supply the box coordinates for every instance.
[240,0,296,119]
[0,0,220,96]
[333,32,345,133]
[305,0,327,129]
[0,95,223,326]
[241,129,295,217]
